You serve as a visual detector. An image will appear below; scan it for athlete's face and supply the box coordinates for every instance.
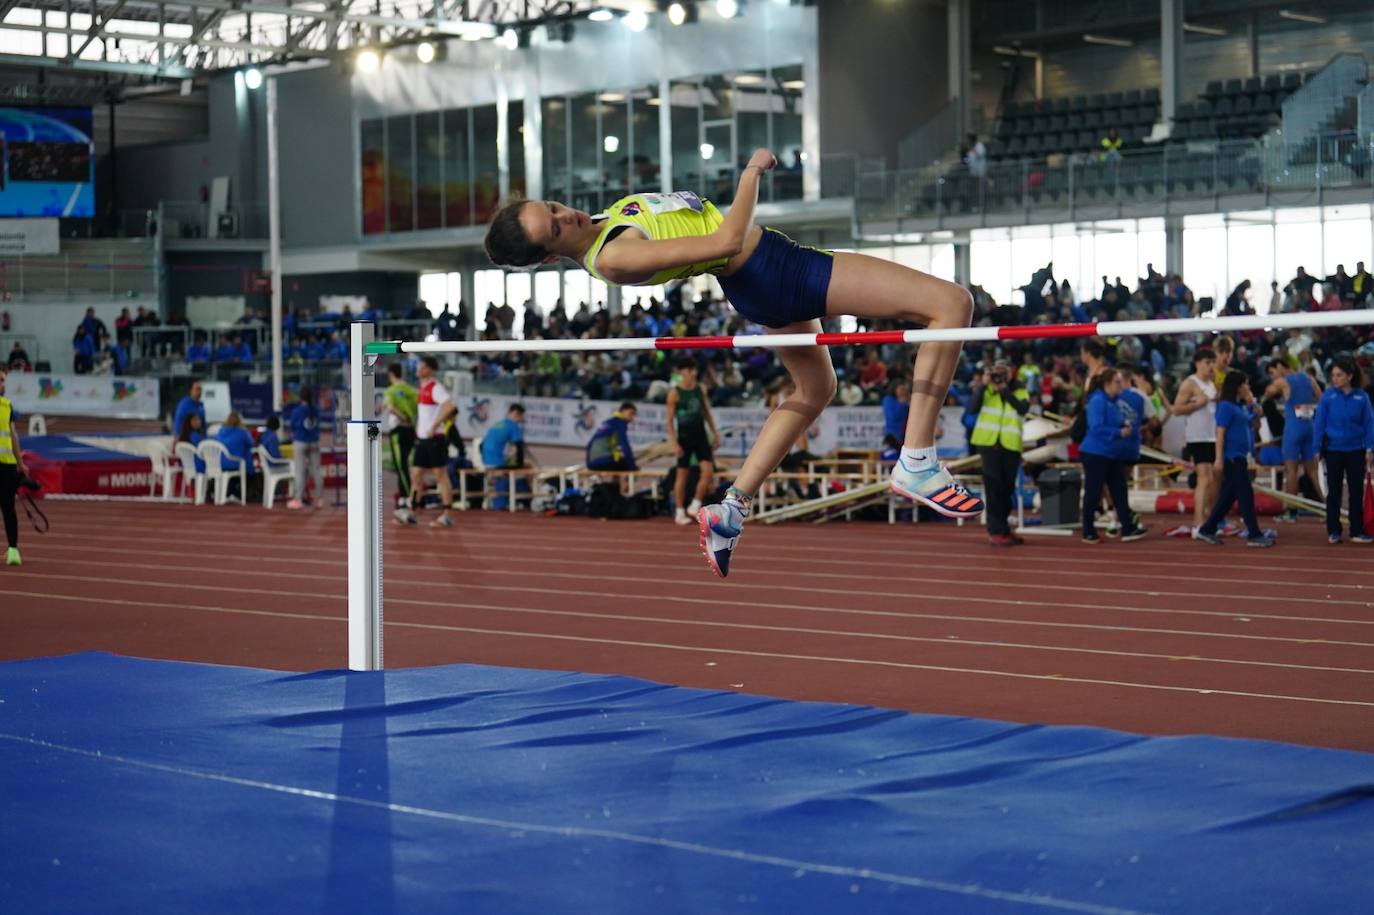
[519,201,591,258]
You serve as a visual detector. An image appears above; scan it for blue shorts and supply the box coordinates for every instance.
[1282,419,1317,462]
[718,228,834,329]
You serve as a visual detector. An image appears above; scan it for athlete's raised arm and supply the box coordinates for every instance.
[596,148,778,285]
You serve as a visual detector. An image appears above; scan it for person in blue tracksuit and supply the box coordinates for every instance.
[1078,368,1147,543]
[287,387,323,508]
[172,382,206,448]
[215,411,257,500]
[586,403,638,472]
[1193,370,1272,547]
[258,416,284,461]
[1312,357,1374,544]
[1263,359,1322,522]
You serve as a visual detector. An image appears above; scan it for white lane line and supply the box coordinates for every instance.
[23,556,1374,626]
[11,590,1374,706]
[37,520,1374,575]
[0,733,1155,915]
[37,540,1374,596]
[14,569,1374,650]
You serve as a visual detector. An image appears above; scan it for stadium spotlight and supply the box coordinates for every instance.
[416,41,436,63]
[716,0,739,18]
[668,3,688,25]
[625,9,649,31]
[500,28,520,50]
[604,135,621,153]
[700,142,715,159]
[588,8,615,21]
[355,49,381,73]
[243,67,263,90]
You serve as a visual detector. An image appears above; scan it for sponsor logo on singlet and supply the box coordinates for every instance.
[620,202,642,217]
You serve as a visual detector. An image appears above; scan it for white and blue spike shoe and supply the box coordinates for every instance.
[699,498,747,579]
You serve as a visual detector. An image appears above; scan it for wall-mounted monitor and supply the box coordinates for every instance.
[0,106,95,218]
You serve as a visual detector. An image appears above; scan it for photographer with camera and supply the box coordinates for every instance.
[969,360,1030,546]
[0,366,29,566]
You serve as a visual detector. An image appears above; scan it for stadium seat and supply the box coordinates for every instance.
[1283,73,1300,92]
[1243,76,1262,95]
[1204,80,1223,99]
[1263,74,1281,92]
[1225,78,1243,96]
[257,446,295,510]
[1124,89,1142,107]
[197,439,246,507]
[174,442,205,504]
[1143,87,1160,104]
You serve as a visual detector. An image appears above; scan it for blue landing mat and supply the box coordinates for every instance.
[19,435,147,463]
[1,653,1371,914]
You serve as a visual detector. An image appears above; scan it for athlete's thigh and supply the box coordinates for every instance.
[767,319,835,396]
[825,251,962,325]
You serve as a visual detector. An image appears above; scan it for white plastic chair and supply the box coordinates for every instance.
[197,439,246,506]
[257,445,295,509]
[27,414,47,436]
[173,441,205,504]
[149,447,181,499]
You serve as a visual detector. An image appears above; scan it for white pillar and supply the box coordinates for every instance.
[347,323,384,670]
[947,0,972,140]
[1161,0,1184,125]
[267,77,284,413]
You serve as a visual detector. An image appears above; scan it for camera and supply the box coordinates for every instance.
[18,474,41,493]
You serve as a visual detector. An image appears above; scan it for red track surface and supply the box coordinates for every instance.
[6,500,1373,753]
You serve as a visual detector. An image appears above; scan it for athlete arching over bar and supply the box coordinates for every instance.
[484,147,981,578]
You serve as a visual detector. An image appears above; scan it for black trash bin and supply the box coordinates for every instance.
[1038,466,1082,526]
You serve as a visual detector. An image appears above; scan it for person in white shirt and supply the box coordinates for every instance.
[395,355,456,528]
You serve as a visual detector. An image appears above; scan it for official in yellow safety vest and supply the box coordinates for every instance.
[0,365,28,566]
[969,361,1031,546]
[1099,127,1123,162]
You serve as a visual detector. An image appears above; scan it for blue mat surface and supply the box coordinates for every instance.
[20,435,147,463]
[1,653,1371,914]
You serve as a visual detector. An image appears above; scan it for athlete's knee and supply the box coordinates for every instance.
[929,283,974,328]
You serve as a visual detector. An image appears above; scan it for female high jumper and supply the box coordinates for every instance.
[484,147,981,578]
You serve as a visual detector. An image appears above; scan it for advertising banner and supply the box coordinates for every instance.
[6,372,160,420]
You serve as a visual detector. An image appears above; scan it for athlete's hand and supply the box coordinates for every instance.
[673,441,684,457]
[747,148,778,173]
[1213,458,1224,473]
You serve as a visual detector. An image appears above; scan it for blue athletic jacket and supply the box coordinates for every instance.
[1312,387,1374,453]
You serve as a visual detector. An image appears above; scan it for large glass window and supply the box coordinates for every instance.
[444,108,472,228]
[670,80,702,196]
[360,118,386,235]
[631,86,661,193]
[508,101,526,201]
[773,64,804,201]
[600,91,630,204]
[386,115,414,233]
[542,97,570,202]
[569,93,600,212]
[415,112,442,231]
[700,75,736,205]
[472,104,500,224]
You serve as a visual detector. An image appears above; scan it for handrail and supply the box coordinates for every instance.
[1280,53,1368,151]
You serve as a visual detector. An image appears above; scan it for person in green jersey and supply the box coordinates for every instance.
[384,362,419,509]
[484,147,979,578]
[667,356,722,525]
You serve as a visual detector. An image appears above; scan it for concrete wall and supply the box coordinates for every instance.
[817,0,949,167]
[276,66,357,248]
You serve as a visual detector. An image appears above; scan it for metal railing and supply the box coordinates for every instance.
[0,253,158,300]
[898,99,960,172]
[1280,53,1368,152]
[1359,83,1374,152]
[856,131,1374,230]
[160,200,271,240]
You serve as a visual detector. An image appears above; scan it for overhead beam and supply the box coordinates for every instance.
[0,50,193,78]
[68,0,129,62]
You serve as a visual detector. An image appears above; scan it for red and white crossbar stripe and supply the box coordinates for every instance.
[372,309,1374,355]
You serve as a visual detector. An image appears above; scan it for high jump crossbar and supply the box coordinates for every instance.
[363,310,1374,357]
[347,309,1374,670]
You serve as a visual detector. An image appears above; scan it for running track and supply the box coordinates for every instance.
[6,500,1373,753]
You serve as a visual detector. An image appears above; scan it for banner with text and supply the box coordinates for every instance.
[6,372,161,420]
[446,394,968,461]
[0,217,60,255]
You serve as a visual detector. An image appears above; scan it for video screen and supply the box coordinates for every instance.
[0,106,95,217]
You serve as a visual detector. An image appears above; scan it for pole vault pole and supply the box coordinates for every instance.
[348,322,383,671]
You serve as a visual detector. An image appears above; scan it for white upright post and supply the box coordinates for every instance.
[267,77,284,413]
[348,323,383,670]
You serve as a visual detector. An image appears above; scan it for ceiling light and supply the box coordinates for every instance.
[604,135,620,153]
[625,9,648,31]
[588,8,615,21]
[416,41,435,62]
[1082,33,1133,47]
[716,0,739,18]
[700,142,715,159]
[646,97,662,106]
[733,73,764,85]
[500,28,519,50]
[668,3,687,26]
[1182,22,1227,36]
[1278,9,1326,24]
[243,67,262,90]
[781,79,805,90]
[355,49,380,73]
[598,92,625,102]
